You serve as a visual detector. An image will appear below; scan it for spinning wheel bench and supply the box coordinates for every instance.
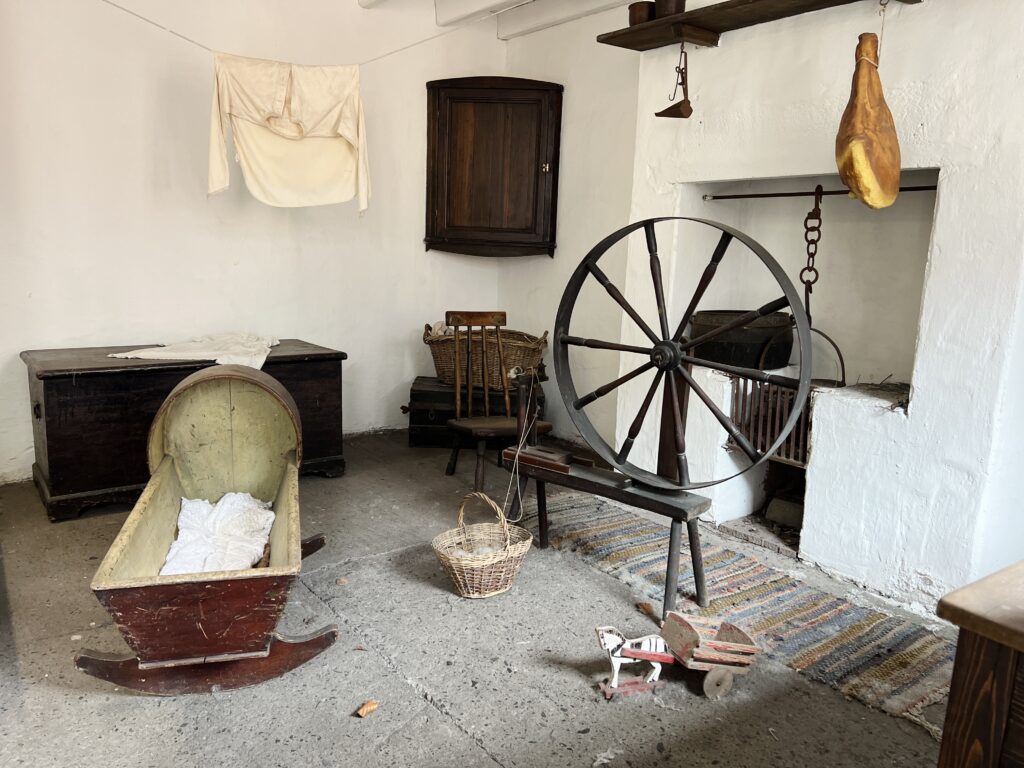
[505,216,813,619]
[504,447,711,612]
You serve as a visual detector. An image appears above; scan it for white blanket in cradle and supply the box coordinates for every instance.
[160,492,276,576]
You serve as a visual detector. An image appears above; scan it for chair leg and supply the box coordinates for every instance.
[445,439,459,476]
[663,518,682,619]
[536,480,548,549]
[687,518,708,608]
[474,439,486,491]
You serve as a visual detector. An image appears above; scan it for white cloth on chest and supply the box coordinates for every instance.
[209,52,370,210]
[108,333,279,369]
[160,492,276,576]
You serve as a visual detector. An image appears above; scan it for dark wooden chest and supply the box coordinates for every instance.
[407,375,542,448]
[20,340,346,521]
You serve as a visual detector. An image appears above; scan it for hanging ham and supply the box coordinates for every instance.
[835,33,901,209]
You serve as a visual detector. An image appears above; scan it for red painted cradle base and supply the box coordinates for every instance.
[75,626,338,696]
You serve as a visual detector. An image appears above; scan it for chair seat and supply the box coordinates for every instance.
[447,416,554,439]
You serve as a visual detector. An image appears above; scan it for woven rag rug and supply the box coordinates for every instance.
[520,492,954,736]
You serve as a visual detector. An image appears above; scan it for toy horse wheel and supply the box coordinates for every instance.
[703,666,734,699]
[553,217,813,491]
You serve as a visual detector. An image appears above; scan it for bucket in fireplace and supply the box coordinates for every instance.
[690,311,794,370]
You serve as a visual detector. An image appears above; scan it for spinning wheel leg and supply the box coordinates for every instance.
[75,625,339,696]
[688,519,708,608]
[536,480,548,549]
[664,519,682,618]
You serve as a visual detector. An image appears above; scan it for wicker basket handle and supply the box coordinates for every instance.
[457,492,511,551]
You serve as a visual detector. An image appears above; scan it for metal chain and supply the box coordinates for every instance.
[799,185,824,325]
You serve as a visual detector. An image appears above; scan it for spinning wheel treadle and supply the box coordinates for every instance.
[553,217,812,492]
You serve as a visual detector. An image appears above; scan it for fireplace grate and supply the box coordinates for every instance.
[729,377,811,468]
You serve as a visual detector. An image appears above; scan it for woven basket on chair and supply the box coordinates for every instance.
[423,325,548,389]
[431,492,533,599]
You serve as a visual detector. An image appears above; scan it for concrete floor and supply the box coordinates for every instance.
[0,431,939,767]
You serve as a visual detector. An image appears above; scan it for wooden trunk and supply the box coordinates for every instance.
[407,375,540,448]
[937,561,1024,768]
[91,366,304,667]
[20,339,345,521]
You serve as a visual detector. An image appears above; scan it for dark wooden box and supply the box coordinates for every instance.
[20,339,346,521]
[407,375,542,448]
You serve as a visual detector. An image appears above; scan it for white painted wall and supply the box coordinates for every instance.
[619,0,1024,603]
[0,0,641,484]
[0,0,505,482]
[497,8,639,442]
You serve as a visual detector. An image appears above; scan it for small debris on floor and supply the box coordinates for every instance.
[592,747,622,766]
[355,700,379,718]
[354,644,367,651]
[636,601,658,621]
[335,577,348,586]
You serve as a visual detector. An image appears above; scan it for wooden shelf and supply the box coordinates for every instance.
[597,0,922,52]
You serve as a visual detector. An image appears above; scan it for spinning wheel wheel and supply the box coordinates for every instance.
[553,217,812,492]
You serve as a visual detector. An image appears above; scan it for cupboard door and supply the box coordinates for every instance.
[426,77,562,258]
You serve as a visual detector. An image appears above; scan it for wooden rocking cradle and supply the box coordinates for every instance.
[75,365,338,695]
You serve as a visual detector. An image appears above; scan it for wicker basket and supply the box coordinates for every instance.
[423,325,548,389]
[431,492,533,599]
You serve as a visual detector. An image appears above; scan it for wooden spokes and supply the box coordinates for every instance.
[672,231,733,343]
[587,261,661,345]
[675,364,760,463]
[561,335,652,356]
[616,369,664,464]
[679,354,801,390]
[679,296,790,352]
[573,362,655,409]
[552,216,812,492]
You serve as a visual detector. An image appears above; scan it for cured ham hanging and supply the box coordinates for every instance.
[835,33,901,209]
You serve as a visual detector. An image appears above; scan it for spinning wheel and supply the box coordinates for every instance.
[553,217,812,492]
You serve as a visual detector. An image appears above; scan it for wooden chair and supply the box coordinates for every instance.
[443,311,552,490]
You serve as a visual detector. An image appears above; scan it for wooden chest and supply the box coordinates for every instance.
[407,375,542,448]
[937,561,1024,768]
[20,340,346,521]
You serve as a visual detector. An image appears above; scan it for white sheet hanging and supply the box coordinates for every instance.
[108,333,279,370]
[208,52,370,211]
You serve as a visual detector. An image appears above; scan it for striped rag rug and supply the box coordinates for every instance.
[520,492,953,736]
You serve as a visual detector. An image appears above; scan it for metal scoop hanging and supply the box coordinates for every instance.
[656,42,693,118]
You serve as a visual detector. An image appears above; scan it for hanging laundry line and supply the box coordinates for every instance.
[95,0,461,65]
[98,0,212,52]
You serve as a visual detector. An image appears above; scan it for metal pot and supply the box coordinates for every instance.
[690,311,794,369]
[655,0,686,17]
[629,2,656,25]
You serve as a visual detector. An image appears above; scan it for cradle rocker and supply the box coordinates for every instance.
[75,365,337,695]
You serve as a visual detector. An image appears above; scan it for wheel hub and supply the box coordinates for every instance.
[651,340,682,371]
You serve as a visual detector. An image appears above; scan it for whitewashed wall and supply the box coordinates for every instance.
[0,0,505,482]
[497,9,640,442]
[619,0,1024,602]
[0,1,642,483]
